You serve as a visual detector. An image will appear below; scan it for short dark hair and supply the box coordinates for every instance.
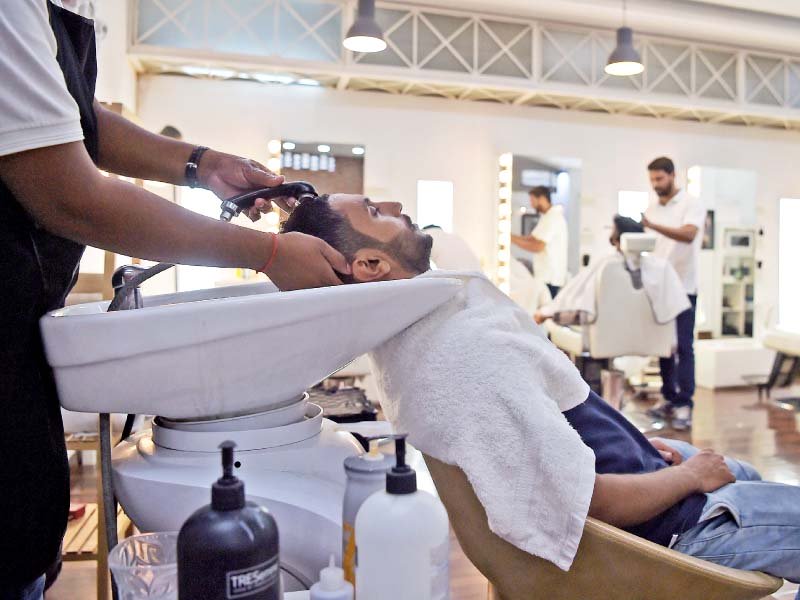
[282,195,430,275]
[647,156,675,174]
[528,186,551,202]
[613,215,645,237]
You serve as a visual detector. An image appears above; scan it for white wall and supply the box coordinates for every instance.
[136,74,800,336]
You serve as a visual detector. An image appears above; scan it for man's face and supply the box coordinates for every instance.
[530,194,548,212]
[649,169,675,197]
[609,225,621,249]
[327,193,432,275]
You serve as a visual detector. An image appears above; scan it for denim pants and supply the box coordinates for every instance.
[659,439,800,593]
[0,575,45,600]
[659,295,697,409]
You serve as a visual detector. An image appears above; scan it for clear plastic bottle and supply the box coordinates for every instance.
[309,555,354,600]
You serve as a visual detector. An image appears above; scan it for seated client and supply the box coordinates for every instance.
[534,214,689,326]
[283,193,799,589]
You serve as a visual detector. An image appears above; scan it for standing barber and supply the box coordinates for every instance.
[642,157,705,431]
[0,3,348,598]
[511,186,568,298]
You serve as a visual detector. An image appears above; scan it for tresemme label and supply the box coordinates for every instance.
[226,556,279,599]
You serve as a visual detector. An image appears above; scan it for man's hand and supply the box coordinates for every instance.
[641,213,652,229]
[265,232,351,291]
[650,439,683,465]
[198,150,298,220]
[680,449,735,493]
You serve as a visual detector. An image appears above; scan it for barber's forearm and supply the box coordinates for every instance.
[1,141,270,269]
[589,466,698,528]
[94,101,194,186]
[511,235,545,253]
[647,221,697,244]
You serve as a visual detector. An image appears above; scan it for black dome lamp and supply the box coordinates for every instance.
[343,0,387,53]
[605,0,644,77]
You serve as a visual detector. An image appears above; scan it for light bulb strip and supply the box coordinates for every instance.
[496,153,513,295]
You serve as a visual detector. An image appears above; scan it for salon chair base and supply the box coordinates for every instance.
[424,455,783,600]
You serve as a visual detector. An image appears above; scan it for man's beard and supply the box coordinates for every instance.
[395,230,433,274]
[655,184,674,197]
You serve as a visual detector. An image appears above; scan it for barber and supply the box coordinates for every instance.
[511,186,568,298]
[0,3,349,598]
[641,157,705,432]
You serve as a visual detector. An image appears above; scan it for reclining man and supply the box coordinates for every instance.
[283,193,800,589]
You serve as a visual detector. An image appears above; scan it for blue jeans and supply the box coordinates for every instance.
[660,439,800,592]
[0,575,45,600]
[547,284,561,299]
[659,295,697,408]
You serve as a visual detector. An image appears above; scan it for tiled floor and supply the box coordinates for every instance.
[48,384,800,599]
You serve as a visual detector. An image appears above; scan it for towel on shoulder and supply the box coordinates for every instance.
[369,270,595,571]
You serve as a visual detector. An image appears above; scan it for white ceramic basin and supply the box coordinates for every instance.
[41,278,461,419]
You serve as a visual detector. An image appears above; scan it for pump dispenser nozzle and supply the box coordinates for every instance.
[212,440,245,511]
[386,435,417,495]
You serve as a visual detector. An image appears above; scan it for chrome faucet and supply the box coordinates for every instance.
[106,182,318,313]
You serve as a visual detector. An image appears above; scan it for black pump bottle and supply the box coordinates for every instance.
[178,441,280,599]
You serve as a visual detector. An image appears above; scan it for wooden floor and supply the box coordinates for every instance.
[48,384,800,600]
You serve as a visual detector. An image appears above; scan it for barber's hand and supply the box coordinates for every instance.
[264,232,351,291]
[680,449,735,493]
[198,150,298,220]
[641,214,652,229]
[533,311,547,325]
[650,439,683,465]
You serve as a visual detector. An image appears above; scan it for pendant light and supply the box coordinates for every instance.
[343,0,387,53]
[605,0,644,77]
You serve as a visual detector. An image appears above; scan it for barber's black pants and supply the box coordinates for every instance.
[660,295,697,409]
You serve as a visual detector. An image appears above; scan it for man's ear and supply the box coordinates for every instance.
[351,248,393,282]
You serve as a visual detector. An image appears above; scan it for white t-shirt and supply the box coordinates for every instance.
[427,228,482,271]
[0,0,83,157]
[644,190,706,295]
[531,204,568,287]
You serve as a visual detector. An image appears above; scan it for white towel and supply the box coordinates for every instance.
[540,253,689,325]
[369,270,595,571]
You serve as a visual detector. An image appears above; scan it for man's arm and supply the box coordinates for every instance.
[642,214,698,244]
[0,142,348,289]
[93,102,291,217]
[589,449,734,528]
[511,234,545,253]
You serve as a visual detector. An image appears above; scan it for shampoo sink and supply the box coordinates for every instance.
[40,277,461,419]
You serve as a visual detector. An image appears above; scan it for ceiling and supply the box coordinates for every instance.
[685,0,800,19]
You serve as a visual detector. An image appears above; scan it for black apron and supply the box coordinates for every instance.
[0,2,98,585]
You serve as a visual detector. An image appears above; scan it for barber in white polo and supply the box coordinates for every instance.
[642,157,706,432]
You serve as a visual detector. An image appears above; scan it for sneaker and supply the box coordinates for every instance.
[647,403,675,421]
[672,406,693,431]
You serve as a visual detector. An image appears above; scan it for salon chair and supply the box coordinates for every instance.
[423,454,783,600]
[545,235,675,393]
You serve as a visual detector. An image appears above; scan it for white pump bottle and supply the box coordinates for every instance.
[355,436,450,600]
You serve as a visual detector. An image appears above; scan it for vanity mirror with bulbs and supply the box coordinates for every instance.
[495,152,581,313]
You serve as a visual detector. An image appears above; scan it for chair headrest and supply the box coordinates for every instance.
[620,233,656,255]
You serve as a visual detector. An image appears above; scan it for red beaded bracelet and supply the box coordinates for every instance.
[258,233,279,274]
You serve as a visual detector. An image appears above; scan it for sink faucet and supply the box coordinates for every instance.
[106,182,318,313]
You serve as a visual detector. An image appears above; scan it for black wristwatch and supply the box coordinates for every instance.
[185,146,209,188]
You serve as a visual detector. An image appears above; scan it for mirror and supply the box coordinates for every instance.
[500,154,581,316]
[691,166,758,338]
